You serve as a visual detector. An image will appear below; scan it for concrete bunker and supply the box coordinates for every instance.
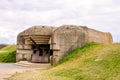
[16,25,113,64]
[16,26,55,63]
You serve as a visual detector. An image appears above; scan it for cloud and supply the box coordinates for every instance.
[0,0,64,11]
[0,0,120,44]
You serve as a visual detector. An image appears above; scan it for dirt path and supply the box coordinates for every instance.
[0,63,49,80]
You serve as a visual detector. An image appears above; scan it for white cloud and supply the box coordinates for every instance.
[0,0,120,44]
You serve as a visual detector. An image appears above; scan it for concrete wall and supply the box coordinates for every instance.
[51,25,113,63]
[85,28,113,43]
[52,25,87,62]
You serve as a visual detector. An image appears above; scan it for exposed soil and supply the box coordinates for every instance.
[0,62,50,80]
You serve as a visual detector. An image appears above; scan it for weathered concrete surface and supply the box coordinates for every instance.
[0,63,50,80]
[16,25,113,64]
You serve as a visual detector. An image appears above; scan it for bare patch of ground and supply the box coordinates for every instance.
[0,62,50,80]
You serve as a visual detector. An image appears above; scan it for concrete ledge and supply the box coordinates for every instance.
[15,61,51,68]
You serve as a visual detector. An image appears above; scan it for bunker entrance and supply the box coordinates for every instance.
[31,44,50,63]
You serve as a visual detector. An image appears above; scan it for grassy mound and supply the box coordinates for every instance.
[55,42,98,66]
[0,45,16,63]
[8,43,120,80]
[0,44,7,49]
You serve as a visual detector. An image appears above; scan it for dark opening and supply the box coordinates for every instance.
[31,44,52,63]
[33,50,37,54]
[50,50,53,56]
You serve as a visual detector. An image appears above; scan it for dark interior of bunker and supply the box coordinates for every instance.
[31,44,53,63]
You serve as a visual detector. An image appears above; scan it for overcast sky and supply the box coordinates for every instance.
[0,0,120,44]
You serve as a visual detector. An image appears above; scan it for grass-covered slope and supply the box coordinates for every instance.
[8,43,120,80]
[0,44,7,49]
[0,45,16,62]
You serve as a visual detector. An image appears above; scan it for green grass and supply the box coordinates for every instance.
[1,45,16,51]
[56,42,98,65]
[0,44,7,49]
[0,45,16,63]
[8,43,120,80]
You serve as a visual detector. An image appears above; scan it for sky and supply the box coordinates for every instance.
[0,0,120,44]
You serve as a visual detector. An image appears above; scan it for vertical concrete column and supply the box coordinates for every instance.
[53,49,60,64]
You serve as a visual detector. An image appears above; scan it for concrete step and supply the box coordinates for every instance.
[15,61,51,68]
